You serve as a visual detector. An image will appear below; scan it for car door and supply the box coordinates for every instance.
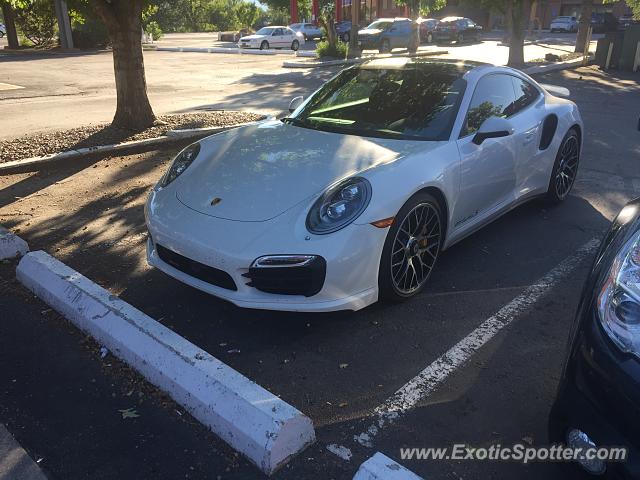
[454,73,518,229]
[507,75,547,198]
[284,28,296,45]
[272,28,285,46]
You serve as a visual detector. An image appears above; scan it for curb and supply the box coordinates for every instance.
[157,46,297,56]
[16,251,316,475]
[523,55,593,75]
[166,116,274,137]
[283,50,448,68]
[353,452,424,480]
[0,226,29,260]
[0,119,266,173]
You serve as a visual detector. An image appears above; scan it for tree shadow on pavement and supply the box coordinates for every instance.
[173,70,339,114]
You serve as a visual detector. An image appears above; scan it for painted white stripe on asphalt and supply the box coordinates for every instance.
[353,452,424,480]
[355,237,600,448]
[16,251,316,475]
[0,82,24,91]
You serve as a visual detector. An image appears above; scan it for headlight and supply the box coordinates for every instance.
[597,229,640,357]
[160,143,200,187]
[306,177,371,234]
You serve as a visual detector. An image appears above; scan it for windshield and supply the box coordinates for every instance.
[256,27,275,35]
[285,62,467,141]
[366,20,392,30]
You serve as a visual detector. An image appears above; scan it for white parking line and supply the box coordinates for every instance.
[354,237,600,448]
[0,82,24,91]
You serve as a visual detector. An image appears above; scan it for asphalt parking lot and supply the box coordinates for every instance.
[1,65,639,479]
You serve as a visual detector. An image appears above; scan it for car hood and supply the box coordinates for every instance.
[175,120,430,222]
[358,29,383,36]
[240,35,265,41]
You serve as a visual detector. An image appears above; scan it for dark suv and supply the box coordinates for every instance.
[357,18,414,53]
[591,12,619,33]
[433,16,482,43]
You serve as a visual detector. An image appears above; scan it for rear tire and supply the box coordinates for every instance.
[546,128,580,203]
[427,32,433,43]
[342,32,350,43]
[457,32,464,43]
[260,40,269,50]
[379,193,443,302]
[291,39,299,51]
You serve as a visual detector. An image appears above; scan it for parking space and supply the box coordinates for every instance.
[1,66,639,479]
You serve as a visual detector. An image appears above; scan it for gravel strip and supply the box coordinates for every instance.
[0,111,265,163]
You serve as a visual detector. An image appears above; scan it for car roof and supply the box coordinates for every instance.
[440,16,465,22]
[373,17,410,22]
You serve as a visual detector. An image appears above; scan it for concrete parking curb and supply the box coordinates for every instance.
[157,46,297,56]
[0,226,29,260]
[16,251,316,475]
[0,119,267,173]
[353,452,424,480]
[283,50,448,68]
[523,55,593,75]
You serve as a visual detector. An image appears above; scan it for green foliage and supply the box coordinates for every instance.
[68,1,110,48]
[145,20,163,40]
[393,0,446,18]
[316,39,347,58]
[13,0,57,48]
[148,0,265,32]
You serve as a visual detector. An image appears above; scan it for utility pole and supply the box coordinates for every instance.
[54,0,74,49]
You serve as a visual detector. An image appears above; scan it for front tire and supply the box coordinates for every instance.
[379,193,443,302]
[457,32,464,43]
[546,128,580,203]
[342,32,350,43]
[291,39,299,51]
[260,40,269,50]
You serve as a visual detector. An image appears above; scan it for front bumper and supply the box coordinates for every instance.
[433,30,456,41]
[357,35,381,49]
[550,310,640,478]
[145,189,386,312]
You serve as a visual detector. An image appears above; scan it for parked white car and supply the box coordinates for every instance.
[289,22,324,40]
[146,58,583,312]
[238,26,303,51]
[550,16,579,33]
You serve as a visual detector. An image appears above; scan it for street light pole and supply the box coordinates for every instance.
[54,0,74,50]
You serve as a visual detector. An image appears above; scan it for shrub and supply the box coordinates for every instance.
[145,21,163,41]
[14,0,57,48]
[316,39,347,59]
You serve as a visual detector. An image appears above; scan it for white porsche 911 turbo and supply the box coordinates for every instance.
[145,58,583,312]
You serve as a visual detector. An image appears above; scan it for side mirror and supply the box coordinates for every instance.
[472,116,514,145]
[289,96,304,113]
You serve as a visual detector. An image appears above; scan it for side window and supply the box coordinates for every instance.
[510,76,540,115]
[463,74,516,136]
[274,28,283,36]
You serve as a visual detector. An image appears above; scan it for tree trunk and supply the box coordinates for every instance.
[348,0,360,58]
[1,2,19,49]
[575,0,594,54]
[90,0,156,130]
[408,0,419,53]
[507,0,528,67]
